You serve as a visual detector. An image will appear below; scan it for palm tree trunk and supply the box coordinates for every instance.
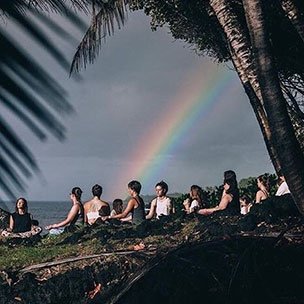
[242,82,281,173]
[209,0,281,173]
[230,53,281,172]
[209,0,260,98]
[243,0,304,215]
[280,0,304,42]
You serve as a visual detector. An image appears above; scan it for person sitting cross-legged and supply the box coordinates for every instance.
[1,197,42,238]
[84,184,110,225]
[108,180,146,225]
[183,185,204,214]
[146,181,173,219]
[198,173,239,216]
[45,187,84,235]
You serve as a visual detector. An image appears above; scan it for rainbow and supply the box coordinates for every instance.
[109,60,237,198]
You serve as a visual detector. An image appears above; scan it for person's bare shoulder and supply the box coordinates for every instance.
[83,199,93,209]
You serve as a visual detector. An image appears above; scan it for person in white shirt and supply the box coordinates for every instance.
[276,173,290,196]
[146,181,173,219]
[183,185,204,214]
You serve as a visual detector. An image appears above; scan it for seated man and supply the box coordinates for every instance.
[146,181,173,219]
[84,184,110,225]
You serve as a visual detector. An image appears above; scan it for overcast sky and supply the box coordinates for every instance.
[2,10,274,202]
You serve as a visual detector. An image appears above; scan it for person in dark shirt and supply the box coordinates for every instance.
[9,197,32,233]
[198,170,240,216]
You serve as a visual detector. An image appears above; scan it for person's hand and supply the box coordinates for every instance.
[45,225,53,230]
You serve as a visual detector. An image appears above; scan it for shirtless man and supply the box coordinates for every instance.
[146,181,173,219]
[84,184,110,225]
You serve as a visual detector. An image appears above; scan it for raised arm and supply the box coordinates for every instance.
[111,199,136,220]
[197,194,231,216]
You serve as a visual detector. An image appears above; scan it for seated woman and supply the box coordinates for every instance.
[183,185,204,214]
[108,180,145,225]
[240,195,252,215]
[84,184,110,225]
[146,181,173,219]
[255,174,269,203]
[197,174,239,216]
[1,198,41,238]
[110,198,124,217]
[45,187,84,235]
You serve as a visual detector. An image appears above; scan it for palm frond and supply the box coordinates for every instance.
[26,0,91,14]
[70,0,129,74]
[0,1,84,198]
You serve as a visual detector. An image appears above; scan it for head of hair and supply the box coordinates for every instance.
[224,170,237,181]
[224,176,239,196]
[240,195,251,205]
[71,187,83,202]
[128,180,142,194]
[155,180,168,194]
[15,197,28,213]
[112,198,123,214]
[92,184,103,198]
[190,185,203,203]
[257,174,270,191]
[277,170,285,185]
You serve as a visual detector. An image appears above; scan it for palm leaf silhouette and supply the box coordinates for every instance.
[70,0,128,74]
[0,1,87,198]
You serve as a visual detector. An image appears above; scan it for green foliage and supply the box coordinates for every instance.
[203,186,223,207]
[172,194,188,214]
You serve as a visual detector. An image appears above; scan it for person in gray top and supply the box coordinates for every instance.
[109,180,145,225]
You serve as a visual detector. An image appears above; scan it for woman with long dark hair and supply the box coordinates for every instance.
[198,170,239,215]
[45,187,84,235]
[256,174,270,203]
[1,197,42,238]
[9,197,32,233]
